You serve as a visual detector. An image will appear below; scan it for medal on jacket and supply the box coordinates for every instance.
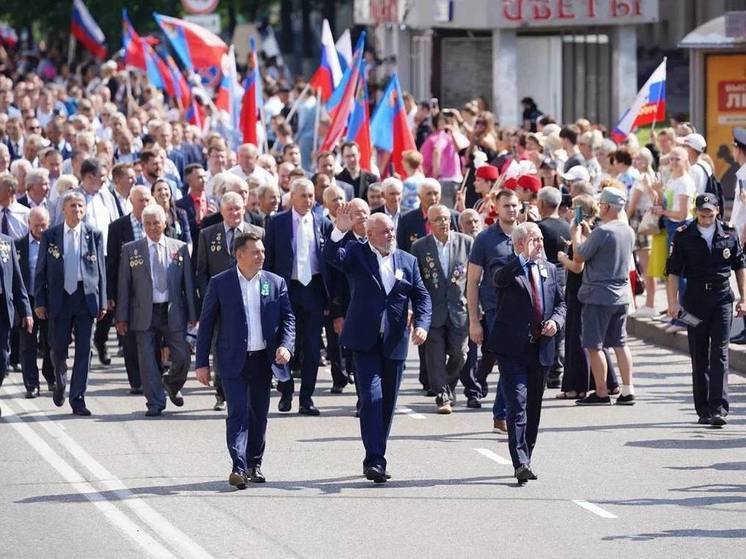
[724,248,731,259]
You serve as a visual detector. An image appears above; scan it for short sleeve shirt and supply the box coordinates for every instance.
[469,223,514,311]
[576,220,635,305]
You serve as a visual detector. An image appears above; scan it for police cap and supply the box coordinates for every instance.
[695,193,718,211]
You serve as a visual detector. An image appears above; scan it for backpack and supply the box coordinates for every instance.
[697,163,724,211]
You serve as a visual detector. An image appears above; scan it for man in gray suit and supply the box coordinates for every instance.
[115,204,197,416]
[196,191,263,410]
[411,204,473,414]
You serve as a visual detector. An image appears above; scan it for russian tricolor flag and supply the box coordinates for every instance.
[612,59,666,143]
[308,19,343,102]
[71,0,107,60]
[371,73,416,177]
[240,38,263,147]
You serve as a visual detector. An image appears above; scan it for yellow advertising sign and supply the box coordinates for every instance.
[706,54,746,191]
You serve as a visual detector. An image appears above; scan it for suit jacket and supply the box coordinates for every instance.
[486,255,566,367]
[116,237,197,331]
[196,268,295,380]
[411,232,472,329]
[166,148,186,182]
[263,209,332,295]
[327,231,365,319]
[3,138,22,161]
[200,210,263,230]
[196,222,264,299]
[34,223,106,318]
[106,214,136,301]
[175,194,217,254]
[396,207,460,254]
[17,196,54,225]
[0,235,32,325]
[335,168,379,199]
[53,186,119,229]
[324,237,432,360]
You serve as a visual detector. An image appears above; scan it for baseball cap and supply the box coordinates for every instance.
[677,133,706,153]
[599,187,626,207]
[695,193,718,211]
[560,165,590,183]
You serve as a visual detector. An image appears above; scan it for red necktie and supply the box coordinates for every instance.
[527,262,543,338]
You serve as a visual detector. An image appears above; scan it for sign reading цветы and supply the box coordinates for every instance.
[496,0,659,27]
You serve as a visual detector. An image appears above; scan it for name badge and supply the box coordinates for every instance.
[394,269,404,280]
[724,248,731,259]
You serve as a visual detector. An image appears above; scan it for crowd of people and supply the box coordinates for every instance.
[0,46,744,488]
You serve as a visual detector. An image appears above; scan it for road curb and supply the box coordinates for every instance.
[628,315,746,376]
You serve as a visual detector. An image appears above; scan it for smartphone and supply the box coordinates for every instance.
[574,206,583,225]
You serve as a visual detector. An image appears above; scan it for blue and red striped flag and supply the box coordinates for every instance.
[240,38,263,146]
[71,0,107,60]
[371,73,416,177]
[346,60,372,171]
[325,32,365,120]
[122,11,163,89]
[153,12,227,73]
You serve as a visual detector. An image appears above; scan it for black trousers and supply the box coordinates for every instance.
[20,298,54,391]
[687,298,731,418]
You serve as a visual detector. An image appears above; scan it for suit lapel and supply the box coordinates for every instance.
[364,244,384,292]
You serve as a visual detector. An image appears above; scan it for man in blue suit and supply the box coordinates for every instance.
[487,222,566,484]
[34,191,107,416]
[263,178,332,415]
[196,231,295,489]
[325,208,431,483]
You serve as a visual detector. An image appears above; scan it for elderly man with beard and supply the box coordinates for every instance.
[325,209,431,482]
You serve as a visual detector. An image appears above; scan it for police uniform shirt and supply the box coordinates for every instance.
[667,220,746,283]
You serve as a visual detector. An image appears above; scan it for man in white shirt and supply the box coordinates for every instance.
[0,172,30,240]
[371,177,404,233]
[679,133,712,196]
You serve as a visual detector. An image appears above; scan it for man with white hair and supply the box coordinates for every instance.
[18,168,52,218]
[250,183,281,228]
[264,178,332,415]
[230,143,273,186]
[201,172,263,230]
[486,221,565,483]
[116,204,197,417]
[0,172,30,240]
[371,177,404,232]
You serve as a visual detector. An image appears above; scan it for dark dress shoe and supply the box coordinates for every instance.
[466,398,482,409]
[330,385,344,394]
[697,416,712,425]
[546,378,561,389]
[95,344,111,366]
[52,384,65,407]
[730,331,746,344]
[129,387,144,395]
[72,407,92,416]
[249,465,266,483]
[25,388,40,399]
[213,396,226,411]
[364,465,387,483]
[710,414,727,427]
[515,465,532,484]
[526,467,538,480]
[362,467,391,479]
[278,394,292,412]
[168,390,184,407]
[299,405,320,416]
[229,471,247,490]
[425,389,437,397]
[145,408,163,417]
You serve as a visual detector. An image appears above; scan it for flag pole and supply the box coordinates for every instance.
[67,34,76,67]
[268,82,310,153]
[312,92,321,158]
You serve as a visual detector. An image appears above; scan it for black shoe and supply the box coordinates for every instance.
[52,383,65,407]
[615,394,636,406]
[362,466,391,479]
[145,408,163,417]
[278,394,292,412]
[697,416,712,425]
[330,384,344,394]
[526,467,538,480]
[25,388,40,399]
[466,398,482,409]
[72,407,92,416]
[515,465,532,484]
[129,387,144,395]
[213,395,226,411]
[576,393,612,406]
[229,471,247,490]
[95,344,111,366]
[364,465,387,483]
[299,405,320,416]
[249,465,266,483]
[710,414,727,427]
[729,331,746,344]
[546,378,561,389]
[168,390,184,407]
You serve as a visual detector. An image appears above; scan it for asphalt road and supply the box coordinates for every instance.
[1,336,745,558]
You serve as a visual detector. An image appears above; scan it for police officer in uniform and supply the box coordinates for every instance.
[666,193,746,427]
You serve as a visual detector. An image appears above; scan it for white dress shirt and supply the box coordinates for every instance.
[148,237,169,303]
[0,201,30,240]
[370,243,395,335]
[292,209,320,280]
[237,268,267,351]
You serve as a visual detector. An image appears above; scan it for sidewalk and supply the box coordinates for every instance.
[628,281,746,375]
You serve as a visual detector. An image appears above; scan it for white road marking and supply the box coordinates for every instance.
[474,447,512,465]
[572,500,618,519]
[396,406,426,419]
[1,400,178,559]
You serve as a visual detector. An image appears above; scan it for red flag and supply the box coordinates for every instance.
[239,39,261,146]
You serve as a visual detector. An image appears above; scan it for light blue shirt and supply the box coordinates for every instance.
[434,236,449,277]
[28,235,40,294]
[130,214,144,241]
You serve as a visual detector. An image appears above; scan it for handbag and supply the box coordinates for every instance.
[630,255,645,296]
[637,209,660,236]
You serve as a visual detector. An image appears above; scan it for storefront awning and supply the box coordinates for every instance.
[679,15,746,50]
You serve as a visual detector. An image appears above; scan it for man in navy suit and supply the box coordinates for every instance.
[34,191,107,416]
[263,178,332,415]
[487,222,566,483]
[196,231,295,489]
[325,209,431,483]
